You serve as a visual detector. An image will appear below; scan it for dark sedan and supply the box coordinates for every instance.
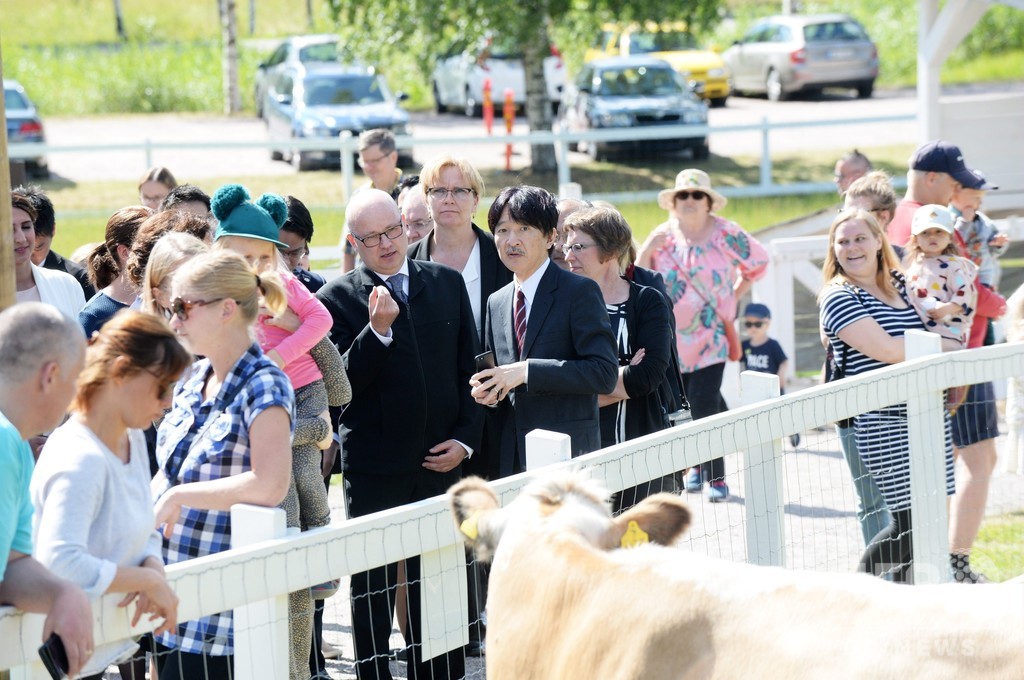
[558,57,709,161]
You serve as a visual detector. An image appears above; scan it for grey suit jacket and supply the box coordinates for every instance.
[484,262,617,476]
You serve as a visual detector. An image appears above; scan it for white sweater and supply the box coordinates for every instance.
[31,419,162,598]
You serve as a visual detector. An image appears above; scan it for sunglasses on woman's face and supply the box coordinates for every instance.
[170,297,223,321]
[676,190,708,201]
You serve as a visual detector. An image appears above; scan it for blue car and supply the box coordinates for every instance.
[264,63,411,171]
[4,79,48,178]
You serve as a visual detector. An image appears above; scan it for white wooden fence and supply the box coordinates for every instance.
[3,335,1021,677]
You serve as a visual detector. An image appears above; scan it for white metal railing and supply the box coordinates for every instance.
[9,113,915,206]
[2,336,1021,677]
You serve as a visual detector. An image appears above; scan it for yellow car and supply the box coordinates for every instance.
[586,22,731,107]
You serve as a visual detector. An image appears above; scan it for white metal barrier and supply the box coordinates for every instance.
[2,337,1022,677]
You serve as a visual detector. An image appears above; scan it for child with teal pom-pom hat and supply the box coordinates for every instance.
[210,183,345,679]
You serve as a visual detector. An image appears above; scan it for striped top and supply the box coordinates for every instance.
[819,279,925,378]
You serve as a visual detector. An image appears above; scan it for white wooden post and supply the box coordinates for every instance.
[558,181,582,200]
[340,129,355,203]
[525,429,572,470]
[231,504,289,679]
[904,330,951,584]
[419,542,468,660]
[741,370,786,567]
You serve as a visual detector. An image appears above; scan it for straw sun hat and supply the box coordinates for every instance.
[656,169,727,212]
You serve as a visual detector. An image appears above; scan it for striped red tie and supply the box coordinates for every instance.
[514,288,527,359]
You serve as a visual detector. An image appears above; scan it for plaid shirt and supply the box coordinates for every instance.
[153,344,294,656]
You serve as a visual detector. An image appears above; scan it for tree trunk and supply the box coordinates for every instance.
[113,0,127,40]
[306,0,315,29]
[220,0,242,115]
[523,21,557,173]
[249,0,256,34]
[0,42,15,311]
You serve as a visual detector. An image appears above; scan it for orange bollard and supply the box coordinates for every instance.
[503,88,515,171]
[483,78,494,135]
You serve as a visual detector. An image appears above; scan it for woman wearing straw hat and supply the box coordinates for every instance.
[637,169,769,502]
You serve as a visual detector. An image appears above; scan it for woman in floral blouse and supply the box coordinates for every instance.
[637,169,769,502]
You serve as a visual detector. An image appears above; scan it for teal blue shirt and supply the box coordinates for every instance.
[0,409,34,581]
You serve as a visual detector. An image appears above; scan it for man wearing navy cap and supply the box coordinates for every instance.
[888,140,986,247]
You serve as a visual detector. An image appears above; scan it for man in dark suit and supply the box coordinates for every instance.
[316,189,481,680]
[470,186,617,477]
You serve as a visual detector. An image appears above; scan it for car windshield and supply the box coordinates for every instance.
[595,66,681,96]
[628,30,699,54]
[303,76,387,106]
[299,42,340,62]
[4,88,29,110]
[803,21,868,42]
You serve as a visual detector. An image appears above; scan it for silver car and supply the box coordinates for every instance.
[254,34,339,119]
[723,14,878,101]
[4,79,48,177]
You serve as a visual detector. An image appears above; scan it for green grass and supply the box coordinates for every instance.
[971,512,1024,582]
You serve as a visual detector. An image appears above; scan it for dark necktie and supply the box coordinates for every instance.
[514,288,527,359]
[387,273,408,304]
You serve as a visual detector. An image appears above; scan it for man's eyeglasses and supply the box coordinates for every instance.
[425,187,475,200]
[170,297,224,321]
[358,152,391,167]
[351,223,404,248]
[744,321,766,329]
[561,243,596,255]
[279,244,310,263]
[404,219,433,232]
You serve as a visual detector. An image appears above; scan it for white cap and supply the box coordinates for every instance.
[911,204,954,236]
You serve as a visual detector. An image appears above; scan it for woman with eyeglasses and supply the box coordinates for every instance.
[141,232,209,320]
[563,205,674,511]
[32,311,190,679]
[636,169,769,502]
[819,208,959,583]
[151,249,295,679]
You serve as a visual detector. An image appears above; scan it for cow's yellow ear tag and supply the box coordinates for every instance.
[460,513,479,540]
[620,520,649,548]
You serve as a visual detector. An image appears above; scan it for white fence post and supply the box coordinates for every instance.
[741,370,786,567]
[231,504,289,679]
[759,116,772,188]
[904,330,951,584]
[340,130,355,203]
[418,542,468,660]
[525,429,572,470]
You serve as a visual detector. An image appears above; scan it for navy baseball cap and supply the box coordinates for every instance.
[910,140,985,188]
[744,303,771,319]
[961,169,998,191]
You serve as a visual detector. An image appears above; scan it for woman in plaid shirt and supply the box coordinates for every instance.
[152,250,295,679]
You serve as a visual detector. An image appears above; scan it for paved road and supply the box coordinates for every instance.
[39,87,929,183]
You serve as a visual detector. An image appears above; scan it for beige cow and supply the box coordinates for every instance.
[449,472,1024,680]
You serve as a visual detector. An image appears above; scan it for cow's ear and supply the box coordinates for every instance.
[448,476,503,561]
[610,493,691,548]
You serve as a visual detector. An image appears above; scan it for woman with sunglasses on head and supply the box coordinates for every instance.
[151,249,295,680]
[637,169,769,502]
[564,205,674,512]
[31,311,190,679]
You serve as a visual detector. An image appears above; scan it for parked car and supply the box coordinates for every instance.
[586,23,731,107]
[254,34,339,119]
[722,14,878,101]
[557,57,709,161]
[432,34,565,117]
[263,63,411,171]
[4,79,48,178]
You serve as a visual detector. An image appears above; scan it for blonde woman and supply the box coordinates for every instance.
[152,250,294,679]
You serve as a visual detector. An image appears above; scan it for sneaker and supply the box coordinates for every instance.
[789,433,801,448]
[310,578,340,599]
[707,481,729,503]
[684,468,702,493]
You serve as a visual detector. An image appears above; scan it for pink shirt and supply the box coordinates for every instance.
[905,254,978,346]
[257,271,332,389]
[649,216,769,372]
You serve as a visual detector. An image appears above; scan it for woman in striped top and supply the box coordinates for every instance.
[819,208,959,583]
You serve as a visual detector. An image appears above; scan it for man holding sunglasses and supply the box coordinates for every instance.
[316,189,481,680]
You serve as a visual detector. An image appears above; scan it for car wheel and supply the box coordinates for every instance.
[26,161,49,179]
[709,96,727,108]
[292,150,316,172]
[692,141,710,160]
[464,88,482,118]
[585,140,603,162]
[856,79,875,99]
[433,83,447,114]
[766,69,785,102]
[270,146,284,161]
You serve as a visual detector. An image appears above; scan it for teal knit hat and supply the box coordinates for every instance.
[212,184,288,247]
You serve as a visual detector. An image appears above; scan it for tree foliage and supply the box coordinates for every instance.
[324,0,723,172]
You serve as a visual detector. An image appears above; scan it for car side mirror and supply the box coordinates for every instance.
[257,62,267,70]
[275,93,292,105]
[732,39,741,47]
[396,92,410,102]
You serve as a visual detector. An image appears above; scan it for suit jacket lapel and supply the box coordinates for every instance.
[522,264,558,358]
[406,260,425,302]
